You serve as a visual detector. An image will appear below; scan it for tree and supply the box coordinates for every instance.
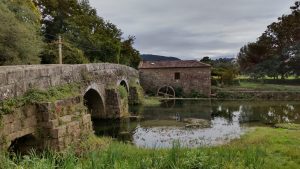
[200,56,212,64]
[120,36,141,68]
[0,0,43,65]
[238,1,300,79]
[35,0,141,67]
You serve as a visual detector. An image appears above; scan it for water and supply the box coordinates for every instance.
[93,100,300,148]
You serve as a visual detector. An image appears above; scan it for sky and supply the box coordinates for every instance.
[89,0,295,60]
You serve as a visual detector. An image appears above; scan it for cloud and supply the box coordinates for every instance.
[89,0,295,59]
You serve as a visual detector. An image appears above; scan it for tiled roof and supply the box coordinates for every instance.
[138,60,211,69]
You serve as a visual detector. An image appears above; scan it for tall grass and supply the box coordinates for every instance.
[0,127,299,169]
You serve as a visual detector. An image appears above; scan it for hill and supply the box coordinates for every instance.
[141,54,181,61]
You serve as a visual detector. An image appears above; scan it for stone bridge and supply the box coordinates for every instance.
[0,64,142,152]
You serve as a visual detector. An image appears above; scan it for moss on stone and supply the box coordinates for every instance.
[0,83,81,115]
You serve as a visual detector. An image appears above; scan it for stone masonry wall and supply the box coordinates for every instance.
[0,64,139,101]
[0,105,38,151]
[0,96,93,152]
[37,96,93,151]
[105,89,129,119]
[139,67,211,97]
[128,86,144,105]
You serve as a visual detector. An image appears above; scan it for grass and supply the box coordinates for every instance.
[275,123,300,130]
[1,126,300,169]
[222,82,300,92]
[237,75,298,80]
[143,97,161,106]
[118,86,128,99]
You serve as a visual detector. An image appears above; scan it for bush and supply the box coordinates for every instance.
[174,87,184,97]
[189,90,208,98]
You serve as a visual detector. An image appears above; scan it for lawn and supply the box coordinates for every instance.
[223,82,300,92]
[1,126,300,169]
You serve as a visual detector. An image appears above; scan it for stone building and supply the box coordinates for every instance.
[138,60,211,97]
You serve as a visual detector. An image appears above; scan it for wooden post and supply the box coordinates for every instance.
[58,35,62,64]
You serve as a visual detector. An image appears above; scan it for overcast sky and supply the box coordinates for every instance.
[89,0,295,60]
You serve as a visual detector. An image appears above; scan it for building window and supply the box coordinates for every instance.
[174,72,180,80]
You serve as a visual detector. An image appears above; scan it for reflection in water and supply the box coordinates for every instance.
[93,100,300,148]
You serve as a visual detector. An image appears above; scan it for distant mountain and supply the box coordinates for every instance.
[141,54,181,61]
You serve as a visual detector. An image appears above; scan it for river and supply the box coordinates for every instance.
[93,100,300,148]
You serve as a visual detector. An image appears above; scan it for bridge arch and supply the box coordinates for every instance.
[9,134,38,155]
[118,79,129,92]
[83,88,105,119]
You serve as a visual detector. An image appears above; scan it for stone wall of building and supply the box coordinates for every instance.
[0,96,93,152]
[139,67,211,97]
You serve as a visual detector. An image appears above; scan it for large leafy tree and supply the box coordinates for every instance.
[0,0,43,65]
[120,36,141,68]
[238,1,300,79]
[36,0,140,66]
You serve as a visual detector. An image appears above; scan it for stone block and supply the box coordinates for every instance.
[27,77,51,90]
[37,102,53,113]
[50,126,67,139]
[2,114,14,124]
[11,119,22,133]
[25,68,40,80]
[23,105,36,117]
[0,72,7,86]
[50,75,61,86]
[82,114,91,124]
[59,115,73,124]
[7,70,24,85]
[7,127,35,141]
[23,116,37,128]
[41,119,59,129]
[69,122,81,136]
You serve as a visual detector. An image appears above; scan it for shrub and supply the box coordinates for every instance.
[189,90,208,98]
[174,87,184,97]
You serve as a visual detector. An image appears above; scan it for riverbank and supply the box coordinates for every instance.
[1,126,299,169]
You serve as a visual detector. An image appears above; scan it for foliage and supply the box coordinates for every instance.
[189,90,208,98]
[1,127,300,168]
[41,41,89,64]
[216,91,255,100]
[0,84,81,115]
[120,36,141,68]
[0,0,43,65]
[201,57,239,85]
[238,1,300,79]
[143,97,161,106]
[35,0,141,67]
[274,123,300,130]
[174,87,183,97]
[118,86,128,99]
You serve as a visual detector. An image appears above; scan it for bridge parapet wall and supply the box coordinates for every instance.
[0,64,139,101]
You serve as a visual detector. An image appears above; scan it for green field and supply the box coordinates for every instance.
[1,126,300,169]
[222,81,300,92]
